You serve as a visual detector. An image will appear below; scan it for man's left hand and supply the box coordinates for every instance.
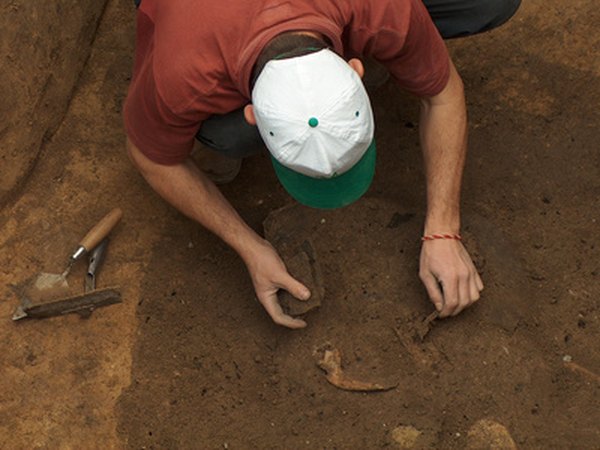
[418,239,483,317]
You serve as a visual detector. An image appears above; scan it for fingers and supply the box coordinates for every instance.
[440,278,459,318]
[475,272,484,291]
[469,274,482,303]
[451,273,472,317]
[420,240,485,319]
[445,270,482,318]
[276,272,311,302]
[261,273,310,329]
[246,240,312,329]
[419,271,445,313]
[257,291,307,329]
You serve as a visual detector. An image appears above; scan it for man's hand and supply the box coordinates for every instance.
[419,239,483,317]
[416,58,482,317]
[244,239,311,329]
[127,138,311,329]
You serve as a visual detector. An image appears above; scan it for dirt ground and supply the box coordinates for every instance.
[0,1,107,204]
[1,0,599,448]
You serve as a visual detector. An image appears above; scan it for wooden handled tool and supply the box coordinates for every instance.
[69,208,123,264]
[23,208,123,305]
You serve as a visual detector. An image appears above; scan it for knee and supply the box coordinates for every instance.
[435,0,521,38]
[196,111,264,158]
[477,0,522,32]
[195,133,260,159]
[206,132,263,159]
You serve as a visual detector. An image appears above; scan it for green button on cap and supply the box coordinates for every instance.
[308,117,319,128]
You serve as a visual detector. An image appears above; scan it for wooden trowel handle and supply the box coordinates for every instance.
[79,208,123,251]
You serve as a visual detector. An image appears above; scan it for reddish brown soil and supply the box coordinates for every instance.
[1,0,598,448]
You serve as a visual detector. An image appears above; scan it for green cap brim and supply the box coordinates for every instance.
[271,140,376,209]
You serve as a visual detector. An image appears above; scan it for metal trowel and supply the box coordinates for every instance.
[26,208,122,303]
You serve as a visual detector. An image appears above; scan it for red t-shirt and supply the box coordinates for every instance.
[124,0,450,165]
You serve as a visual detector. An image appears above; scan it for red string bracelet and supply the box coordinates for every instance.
[421,233,462,242]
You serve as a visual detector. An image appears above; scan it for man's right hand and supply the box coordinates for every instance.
[127,138,310,329]
[243,239,311,329]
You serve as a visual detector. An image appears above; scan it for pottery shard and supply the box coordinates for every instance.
[278,245,324,316]
[391,426,422,449]
[466,419,517,450]
[263,205,325,316]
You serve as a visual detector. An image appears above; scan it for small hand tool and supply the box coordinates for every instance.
[12,287,121,321]
[85,237,110,293]
[28,208,122,302]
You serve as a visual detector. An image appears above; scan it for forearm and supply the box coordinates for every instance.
[416,61,484,317]
[419,60,467,234]
[126,138,263,261]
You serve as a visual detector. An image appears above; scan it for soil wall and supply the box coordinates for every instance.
[0,1,108,206]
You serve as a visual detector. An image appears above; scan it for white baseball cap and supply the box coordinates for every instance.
[252,48,376,209]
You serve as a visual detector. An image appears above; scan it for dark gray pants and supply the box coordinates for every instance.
[196,0,521,158]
